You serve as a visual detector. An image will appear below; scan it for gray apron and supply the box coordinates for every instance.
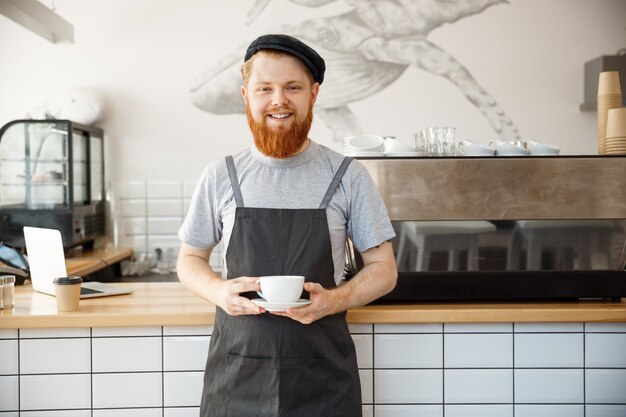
[199,156,361,417]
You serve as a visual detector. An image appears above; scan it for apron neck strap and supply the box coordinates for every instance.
[225,155,245,207]
[319,157,353,209]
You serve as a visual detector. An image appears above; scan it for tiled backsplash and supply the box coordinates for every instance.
[2,323,626,416]
[110,181,222,273]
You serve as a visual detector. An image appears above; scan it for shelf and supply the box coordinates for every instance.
[0,158,69,163]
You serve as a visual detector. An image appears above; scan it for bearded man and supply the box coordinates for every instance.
[177,34,397,417]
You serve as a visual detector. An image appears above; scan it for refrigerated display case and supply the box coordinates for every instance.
[0,119,105,248]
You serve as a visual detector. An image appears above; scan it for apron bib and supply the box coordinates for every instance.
[199,156,361,417]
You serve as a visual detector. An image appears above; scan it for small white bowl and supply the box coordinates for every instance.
[348,135,385,152]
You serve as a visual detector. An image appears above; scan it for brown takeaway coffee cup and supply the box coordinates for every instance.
[597,71,622,96]
[53,276,82,312]
[606,108,626,139]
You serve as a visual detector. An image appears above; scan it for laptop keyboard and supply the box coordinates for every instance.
[80,287,104,295]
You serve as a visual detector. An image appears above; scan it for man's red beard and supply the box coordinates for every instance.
[246,104,313,159]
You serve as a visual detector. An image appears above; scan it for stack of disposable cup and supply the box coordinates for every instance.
[597,71,623,154]
[605,108,626,155]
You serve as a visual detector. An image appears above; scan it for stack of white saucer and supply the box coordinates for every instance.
[343,135,384,157]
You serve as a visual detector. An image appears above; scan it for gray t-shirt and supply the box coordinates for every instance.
[178,140,395,284]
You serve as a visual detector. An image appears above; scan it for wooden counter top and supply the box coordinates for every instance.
[65,247,133,277]
[2,282,626,328]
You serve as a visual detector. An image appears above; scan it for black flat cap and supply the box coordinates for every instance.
[244,34,326,84]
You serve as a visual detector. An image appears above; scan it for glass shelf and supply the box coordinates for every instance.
[2,181,69,186]
[0,158,70,163]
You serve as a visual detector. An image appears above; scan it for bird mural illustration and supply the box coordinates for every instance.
[190,0,521,141]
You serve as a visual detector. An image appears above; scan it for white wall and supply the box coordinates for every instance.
[0,0,624,182]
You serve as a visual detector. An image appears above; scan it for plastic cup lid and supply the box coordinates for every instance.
[53,276,83,285]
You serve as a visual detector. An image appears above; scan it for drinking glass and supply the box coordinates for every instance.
[427,127,456,156]
[412,130,429,156]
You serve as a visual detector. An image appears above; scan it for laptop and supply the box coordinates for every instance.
[23,226,133,298]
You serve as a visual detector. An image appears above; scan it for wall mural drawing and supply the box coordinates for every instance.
[190,0,521,141]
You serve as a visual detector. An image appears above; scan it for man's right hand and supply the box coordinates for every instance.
[177,243,265,316]
[214,277,265,316]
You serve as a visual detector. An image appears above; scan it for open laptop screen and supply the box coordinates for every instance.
[0,243,29,270]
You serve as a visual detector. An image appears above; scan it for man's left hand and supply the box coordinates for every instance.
[271,282,337,324]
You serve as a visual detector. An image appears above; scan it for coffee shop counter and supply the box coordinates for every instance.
[2,282,626,415]
[64,247,134,277]
[2,281,626,328]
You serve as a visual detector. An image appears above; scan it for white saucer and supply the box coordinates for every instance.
[346,151,385,157]
[251,298,311,312]
[384,151,420,157]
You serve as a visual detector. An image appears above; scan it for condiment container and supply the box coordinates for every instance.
[1,275,15,308]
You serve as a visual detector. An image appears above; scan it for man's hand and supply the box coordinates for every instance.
[271,281,337,324]
[270,241,397,324]
[214,277,265,316]
[177,243,265,316]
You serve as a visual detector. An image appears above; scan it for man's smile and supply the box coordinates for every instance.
[267,112,292,120]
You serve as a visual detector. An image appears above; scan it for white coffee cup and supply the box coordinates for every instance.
[489,139,528,156]
[384,137,417,153]
[256,275,304,303]
[456,139,495,156]
[526,139,560,155]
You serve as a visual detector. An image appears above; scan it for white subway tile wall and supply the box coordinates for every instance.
[375,334,442,368]
[92,337,162,372]
[444,333,512,368]
[514,369,584,403]
[0,376,18,411]
[93,409,162,417]
[113,181,225,273]
[515,404,584,417]
[585,333,626,367]
[445,369,513,403]
[586,405,626,417]
[163,409,200,417]
[375,404,442,417]
[20,338,91,374]
[163,336,211,371]
[0,322,625,414]
[21,374,91,410]
[0,340,17,375]
[360,369,374,404]
[514,333,584,368]
[20,411,91,417]
[352,334,373,368]
[93,373,163,408]
[163,372,204,407]
[445,404,513,417]
[113,181,186,256]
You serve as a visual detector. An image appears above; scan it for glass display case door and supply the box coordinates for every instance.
[72,130,88,204]
[90,135,104,203]
[0,121,71,210]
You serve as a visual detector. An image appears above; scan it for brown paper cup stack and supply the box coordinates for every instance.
[597,71,623,154]
[605,107,626,155]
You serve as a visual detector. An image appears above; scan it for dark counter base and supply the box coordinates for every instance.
[371,270,626,304]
